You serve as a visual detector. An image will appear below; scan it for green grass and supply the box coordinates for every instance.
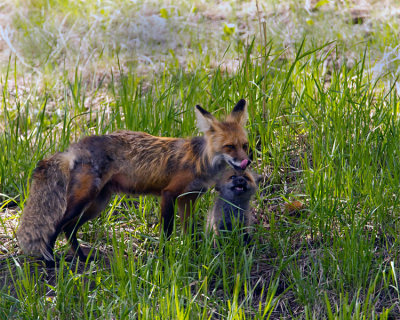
[2,0,400,319]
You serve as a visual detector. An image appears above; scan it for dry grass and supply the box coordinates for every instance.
[0,1,399,81]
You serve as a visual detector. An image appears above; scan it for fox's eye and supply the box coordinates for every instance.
[243,143,248,151]
[224,144,235,150]
[230,175,236,180]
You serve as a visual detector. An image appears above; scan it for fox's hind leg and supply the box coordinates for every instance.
[63,185,112,261]
[44,164,101,262]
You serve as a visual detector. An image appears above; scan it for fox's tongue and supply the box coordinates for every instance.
[240,159,249,169]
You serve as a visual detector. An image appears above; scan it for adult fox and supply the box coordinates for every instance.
[17,99,251,263]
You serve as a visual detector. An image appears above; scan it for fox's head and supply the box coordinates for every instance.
[195,99,251,171]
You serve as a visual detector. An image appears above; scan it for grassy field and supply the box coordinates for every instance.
[1,0,400,318]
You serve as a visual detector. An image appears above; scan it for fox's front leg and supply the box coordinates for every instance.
[177,193,201,233]
[160,189,178,237]
[160,173,194,237]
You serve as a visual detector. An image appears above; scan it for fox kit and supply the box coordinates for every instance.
[17,99,251,263]
[207,168,261,241]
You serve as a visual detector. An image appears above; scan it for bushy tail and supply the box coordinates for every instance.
[17,152,73,261]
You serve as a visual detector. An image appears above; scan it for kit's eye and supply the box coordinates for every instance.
[243,143,248,151]
[230,175,236,180]
[243,175,250,181]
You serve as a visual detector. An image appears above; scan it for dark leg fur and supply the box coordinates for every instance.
[63,186,112,261]
[177,194,199,234]
[160,190,177,237]
[44,200,92,262]
[160,173,196,237]
[63,221,90,261]
[44,176,99,262]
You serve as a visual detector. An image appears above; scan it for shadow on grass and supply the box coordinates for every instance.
[0,246,112,297]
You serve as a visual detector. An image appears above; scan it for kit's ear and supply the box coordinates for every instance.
[255,173,264,186]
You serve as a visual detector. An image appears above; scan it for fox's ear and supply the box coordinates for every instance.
[195,105,216,133]
[255,173,264,186]
[227,99,248,126]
